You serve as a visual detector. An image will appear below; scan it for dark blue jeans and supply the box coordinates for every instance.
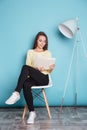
[15,65,49,111]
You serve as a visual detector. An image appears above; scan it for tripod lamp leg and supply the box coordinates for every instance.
[74,92,77,109]
[60,97,64,113]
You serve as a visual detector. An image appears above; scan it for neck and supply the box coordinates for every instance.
[35,47,44,52]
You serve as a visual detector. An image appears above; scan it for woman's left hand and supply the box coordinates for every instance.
[49,64,55,71]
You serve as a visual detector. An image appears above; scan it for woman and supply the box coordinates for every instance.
[5,31,55,124]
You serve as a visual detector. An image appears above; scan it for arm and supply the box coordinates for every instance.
[26,50,32,66]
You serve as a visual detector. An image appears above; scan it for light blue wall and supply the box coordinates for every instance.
[0,0,87,107]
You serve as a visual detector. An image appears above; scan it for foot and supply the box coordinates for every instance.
[27,111,36,124]
[5,92,20,105]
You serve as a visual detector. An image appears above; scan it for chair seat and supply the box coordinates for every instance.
[32,85,51,89]
[31,75,52,89]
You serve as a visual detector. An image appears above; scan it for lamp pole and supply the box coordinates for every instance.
[60,28,80,112]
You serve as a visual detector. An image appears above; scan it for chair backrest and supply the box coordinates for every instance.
[32,75,52,89]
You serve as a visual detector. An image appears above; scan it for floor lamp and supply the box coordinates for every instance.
[58,17,87,112]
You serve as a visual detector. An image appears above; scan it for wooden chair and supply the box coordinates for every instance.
[22,75,52,119]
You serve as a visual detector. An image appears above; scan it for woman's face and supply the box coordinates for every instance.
[36,35,46,49]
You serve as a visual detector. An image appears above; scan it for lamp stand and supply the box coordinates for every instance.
[60,28,81,112]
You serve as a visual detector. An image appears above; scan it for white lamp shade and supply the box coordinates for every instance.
[58,18,78,39]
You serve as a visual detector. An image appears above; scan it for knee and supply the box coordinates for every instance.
[22,65,32,71]
[22,65,27,70]
[21,65,28,72]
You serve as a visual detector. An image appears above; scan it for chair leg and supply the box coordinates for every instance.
[42,88,51,119]
[22,104,28,119]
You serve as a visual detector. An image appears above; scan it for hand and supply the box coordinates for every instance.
[36,67,45,72]
[49,64,55,71]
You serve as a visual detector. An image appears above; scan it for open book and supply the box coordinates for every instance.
[34,56,56,69]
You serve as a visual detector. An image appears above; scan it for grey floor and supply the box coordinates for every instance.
[0,107,87,130]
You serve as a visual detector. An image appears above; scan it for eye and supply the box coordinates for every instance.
[39,39,42,42]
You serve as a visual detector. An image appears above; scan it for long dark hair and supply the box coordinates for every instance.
[33,31,48,50]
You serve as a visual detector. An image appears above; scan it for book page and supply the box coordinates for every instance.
[34,56,56,69]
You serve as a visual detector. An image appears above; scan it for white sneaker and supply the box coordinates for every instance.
[27,111,36,124]
[5,92,20,105]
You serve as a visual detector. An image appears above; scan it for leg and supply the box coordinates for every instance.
[15,65,30,93]
[22,104,28,119]
[42,88,51,119]
[23,78,35,112]
[5,65,30,104]
[23,79,36,123]
[5,65,49,105]
[15,65,49,93]
[24,65,49,85]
